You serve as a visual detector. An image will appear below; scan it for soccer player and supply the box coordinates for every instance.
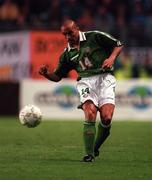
[39,20,123,162]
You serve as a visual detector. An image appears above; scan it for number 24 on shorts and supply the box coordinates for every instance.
[81,87,90,96]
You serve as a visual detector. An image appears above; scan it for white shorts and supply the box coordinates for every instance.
[76,73,116,108]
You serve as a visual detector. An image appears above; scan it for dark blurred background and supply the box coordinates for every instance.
[0,0,152,46]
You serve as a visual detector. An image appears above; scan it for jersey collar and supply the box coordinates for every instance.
[67,31,86,51]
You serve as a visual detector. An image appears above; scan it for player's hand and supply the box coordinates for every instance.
[102,58,114,69]
[39,65,49,76]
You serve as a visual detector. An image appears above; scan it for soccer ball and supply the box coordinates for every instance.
[19,104,42,128]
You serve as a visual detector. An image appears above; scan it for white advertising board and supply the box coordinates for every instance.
[20,79,83,119]
[115,80,152,120]
[20,79,152,120]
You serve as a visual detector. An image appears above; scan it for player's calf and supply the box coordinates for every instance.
[94,119,111,157]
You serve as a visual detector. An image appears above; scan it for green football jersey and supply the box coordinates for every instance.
[54,31,123,78]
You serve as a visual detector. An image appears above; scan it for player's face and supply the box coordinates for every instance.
[61,25,79,45]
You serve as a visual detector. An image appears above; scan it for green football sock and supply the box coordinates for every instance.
[83,121,96,155]
[94,122,111,152]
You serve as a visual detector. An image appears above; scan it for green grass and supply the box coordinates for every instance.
[0,117,152,180]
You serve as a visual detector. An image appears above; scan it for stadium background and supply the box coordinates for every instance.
[0,1,152,179]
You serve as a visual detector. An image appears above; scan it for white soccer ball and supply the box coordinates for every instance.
[19,105,42,128]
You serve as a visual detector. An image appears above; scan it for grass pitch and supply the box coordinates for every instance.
[0,117,151,180]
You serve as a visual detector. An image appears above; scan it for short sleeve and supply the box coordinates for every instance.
[95,31,123,48]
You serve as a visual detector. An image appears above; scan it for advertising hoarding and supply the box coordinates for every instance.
[20,79,152,120]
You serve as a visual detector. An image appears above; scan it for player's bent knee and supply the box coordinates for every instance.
[83,103,97,122]
[84,108,97,121]
[86,109,96,122]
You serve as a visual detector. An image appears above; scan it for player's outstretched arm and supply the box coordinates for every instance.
[39,65,61,82]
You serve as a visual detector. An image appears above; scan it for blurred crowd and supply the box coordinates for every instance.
[114,48,152,79]
[0,0,152,79]
[0,0,152,46]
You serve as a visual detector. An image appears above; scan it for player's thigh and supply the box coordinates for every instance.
[82,100,98,122]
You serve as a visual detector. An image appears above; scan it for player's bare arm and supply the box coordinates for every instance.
[102,45,123,69]
[39,65,61,82]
